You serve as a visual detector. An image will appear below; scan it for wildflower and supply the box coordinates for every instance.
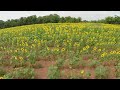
[93,47,97,51]
[21,48,24,51]
[117,51,120,54]
[101,52,107,57]
[24,49,28,52]
[98,49,101,52]
[26,43,28,46]
[19,56,23,61]
[110,51,116,54]
[15,50,18,52]
[34,39,37,42]
[83,47,86,51]
[81,70,84,74]
[14,56,17,60]
[83,45,89,51]
[47,47,50,51]
[32,44,35,47]
[0,77,4,79]
[86,45,90,49]
[74,42,79,47]
[56,48,59,52]
[61,48,65,52]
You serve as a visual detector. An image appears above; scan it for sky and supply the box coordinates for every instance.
[0,11,120,21]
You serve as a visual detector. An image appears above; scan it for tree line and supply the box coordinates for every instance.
[90,15,120,24]
[0,14,81,29]
[0,14,120,29]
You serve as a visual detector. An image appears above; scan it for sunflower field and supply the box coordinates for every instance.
[0,23,120,79]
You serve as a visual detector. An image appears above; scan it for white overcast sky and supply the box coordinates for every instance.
[0,11,120,21]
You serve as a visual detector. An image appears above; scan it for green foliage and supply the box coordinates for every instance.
[0,14,82,29]
[85,71,91,79]
[67,72,83,79]
[69,56,80,68]
[79,60,86,67]
[115,63,120,78]
[47,65,60,79]
[3,67,34,79]
[56,58,64,68]
[88,60,100,68]
[0,67,6,76]
[28,51,36,64]
[90,15,120,24]
[104,15,120,24]
[95,66,109,79]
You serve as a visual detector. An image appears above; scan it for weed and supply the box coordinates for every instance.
[69,56,80,68]
[56,58,64,68]
[88,60,100,68]
[47,65,60,79]
[3,67,34,79]
[85,71,91,79]
[95,65,109,79]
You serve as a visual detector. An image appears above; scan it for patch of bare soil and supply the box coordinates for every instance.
[2,55,11,60]
[34,60,56,79]
[108,66,116,79]
[0,66,14,73]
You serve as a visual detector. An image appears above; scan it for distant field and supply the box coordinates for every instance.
[0,23,120,79]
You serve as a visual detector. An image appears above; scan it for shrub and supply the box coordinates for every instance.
[69,56,80,68]
[95,65,109,79]
[47,65,60,79]
[56,58,64,68]
[3,67,34,79]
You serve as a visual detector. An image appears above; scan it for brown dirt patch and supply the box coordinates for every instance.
[0,66,14,73]
[34,60,56,79]
[107,66,116,79]
[2,55,11,60]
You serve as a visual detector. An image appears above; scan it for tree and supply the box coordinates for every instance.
[0,20,5,28]
[59,17,65,23]
[0,14,82,29]
[37,16,43,23]
[76,17,82,22]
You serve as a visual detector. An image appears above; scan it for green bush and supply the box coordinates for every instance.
[69,56,80,68]
[95,66,109,79]
[3,67,34,79]
[56,58,64,68]
[47,65,60,79]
